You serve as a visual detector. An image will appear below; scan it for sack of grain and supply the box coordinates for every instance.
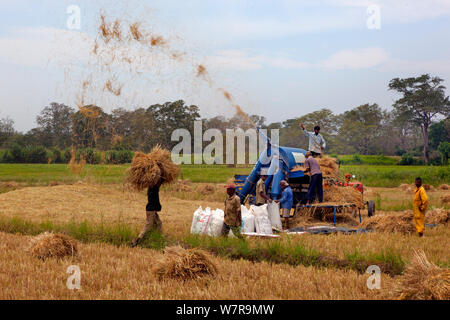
[241,205,255,233]
[267,202,282,230]
[190,206,211,235]
[206,209,225,237]
[250,204,272,234]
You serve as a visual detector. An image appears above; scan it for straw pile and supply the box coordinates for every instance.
[359,211,416,233]
[298,205,359,226]
[395,250,449,300]
[1,181,19,188]
[427,208,450,224]
[153,246,218,280]
[423,184,435,191]
[317,156,339,179]
[441,194,450,204]
[126,145,180,191]
[197,184,215,195]
[28,232,78,260]
[439,184,449,190]
[172,180,193,192]
[359,209,449,233]
[323,185,364,208]
[399,184,414,193]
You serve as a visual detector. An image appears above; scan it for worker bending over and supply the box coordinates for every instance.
[305,151,323,204]
[131,180,163,247]
[222,184,244,239]
[413,177,429,237]
[299,123,326,157]
[275,180,293,230]
[255,172,272,206]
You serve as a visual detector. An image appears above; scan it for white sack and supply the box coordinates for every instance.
[267,202,282,230]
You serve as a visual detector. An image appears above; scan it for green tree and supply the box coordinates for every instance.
[429,119,450,150]
[0,117,15,147]
[36,103,75,148]
[438,141,450,165]
[389,74,450,163]
[336,104,384,155]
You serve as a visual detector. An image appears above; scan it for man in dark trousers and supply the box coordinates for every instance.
[130,180,163,247]
[222,184,243,239]
[304,151,323,204]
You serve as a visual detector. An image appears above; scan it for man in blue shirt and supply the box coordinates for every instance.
[275,180,293,230]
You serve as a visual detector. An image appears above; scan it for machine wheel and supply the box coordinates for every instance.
[368,200,375,217]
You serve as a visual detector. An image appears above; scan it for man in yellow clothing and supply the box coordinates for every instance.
[413,177,429,237]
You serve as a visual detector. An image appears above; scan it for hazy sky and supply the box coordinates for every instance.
[1,0,450,131]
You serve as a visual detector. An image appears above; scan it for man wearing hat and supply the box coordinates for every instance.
[222,184,243,239]
[255,169,272,206]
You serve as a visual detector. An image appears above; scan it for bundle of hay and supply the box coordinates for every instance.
[441,194,450,204]
[197,184,215,195]
[153,246,218,280]
[323,185,364,208]
[427,209,450,224]
[395,250,449,300]
[126,145,180,191]
[1,181,19,188]
[359,211,416,233]
[359,209,449,233]
[399,184,414,193]
[28,232,78,260]
[439,184,449,190]
[317,156,339,179]
[172,180,193,192]
[423,184,435,191]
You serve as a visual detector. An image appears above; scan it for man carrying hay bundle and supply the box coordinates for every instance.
[127,146,180,247]
[413,177,429,237]
[299,123,326,157]
[222,184,243,239]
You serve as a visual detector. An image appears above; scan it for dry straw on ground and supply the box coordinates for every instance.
[441,194,450,204]
[197,184,215,195]
[439,184,449,190]
[28,232,78,260]
[126,145,180,191]
[1,181,19,188]
[153,246,218,280]
[395,250,449,300]
[359,209,449,233]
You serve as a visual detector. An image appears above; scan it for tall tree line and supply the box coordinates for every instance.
[0,74,449,163]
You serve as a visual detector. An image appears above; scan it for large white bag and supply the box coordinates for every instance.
[206,209,225,237]
[251,204,272,235]
[190,206,210,234]
[267,202,282,230]
[255,214,273,235]
[191,207,225,237]
[241,205,255,233]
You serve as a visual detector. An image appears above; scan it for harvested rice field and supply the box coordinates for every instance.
[0,182,448,300]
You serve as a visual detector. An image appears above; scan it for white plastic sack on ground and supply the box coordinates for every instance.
[250,204,272,234]
[267,202,282,230]
[190,206,209,234]
[241,205,255,233]
[255,214,273,235]
[206,209,225,237]
[190,207,224,236]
